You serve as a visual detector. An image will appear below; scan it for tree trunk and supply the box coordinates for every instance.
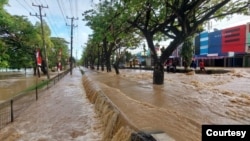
[106,61,112,72]
[97,46,100,70]
[41,60,47,75]
[113,63,119,74]
[113,59,120,75]
[101,47,104,71]
[144,33,164,85]
[33,67,37,75]
[153,61,164,84]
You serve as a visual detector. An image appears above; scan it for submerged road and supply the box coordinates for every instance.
[0,68,103,141]
[83,67,250,141]
[0,67,249,141]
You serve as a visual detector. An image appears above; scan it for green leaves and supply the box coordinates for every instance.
[0,1,60,70]
[180,37,194,66]
[82,0,250,65]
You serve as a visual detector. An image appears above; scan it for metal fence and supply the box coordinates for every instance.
[0,69,70,130]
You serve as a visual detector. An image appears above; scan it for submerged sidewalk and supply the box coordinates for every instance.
[0,68,103,141]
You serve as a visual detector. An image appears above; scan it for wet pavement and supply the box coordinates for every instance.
[0,68,103,141]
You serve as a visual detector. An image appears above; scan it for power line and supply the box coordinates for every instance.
[33,0,40,5]
[42,1,60,37]
[56,0,68,24]
[44,16,60,38]
[14,0,31,14]
[44,0,49,6]
[69,0,73,17]
[14,0,38,24]
[37,0,44,5]
[23,0,36,13]
[75,0,78,18]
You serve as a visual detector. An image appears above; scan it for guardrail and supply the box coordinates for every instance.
[0,69,70,130]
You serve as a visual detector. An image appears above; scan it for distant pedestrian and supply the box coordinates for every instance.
[199,60,206,72]
[190,60,197,70]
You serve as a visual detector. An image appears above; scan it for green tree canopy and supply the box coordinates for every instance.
[83,0,250,84]
[49,37,69,68]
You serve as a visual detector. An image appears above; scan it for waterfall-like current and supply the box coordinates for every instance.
[82,75,136,141]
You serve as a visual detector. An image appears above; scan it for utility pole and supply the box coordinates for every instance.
[30,3,50,79]
[66,16,78,75]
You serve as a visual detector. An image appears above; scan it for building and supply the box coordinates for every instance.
[194,23,250,67]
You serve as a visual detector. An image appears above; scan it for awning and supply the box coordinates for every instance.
[194,56,226,60]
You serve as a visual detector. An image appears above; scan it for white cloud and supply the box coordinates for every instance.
[6,0,249,59]
[207,14,250,31]
[4,0,95,60]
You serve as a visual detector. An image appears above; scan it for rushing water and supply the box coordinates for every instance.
[0,69,36,102]
[0,68,104,141]
[82,67,250,141]
[0,67,249,141]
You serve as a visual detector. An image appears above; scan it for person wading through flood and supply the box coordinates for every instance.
[199,60,206,72]
[190,60,197,70]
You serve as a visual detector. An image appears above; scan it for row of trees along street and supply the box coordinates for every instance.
[82,0,249,85]
[0,0,70,77]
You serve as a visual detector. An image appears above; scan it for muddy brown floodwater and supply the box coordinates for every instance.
[83,68,250,141]
[0,68,249,141]
[0,68,104,141]
[0,70,36,102]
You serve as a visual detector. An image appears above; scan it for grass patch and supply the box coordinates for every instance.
[22,79,50,93]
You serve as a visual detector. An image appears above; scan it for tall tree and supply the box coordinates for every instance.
[180,38,194,71]
[49,37,69,69]
[83,0,142,73]
[0,14,41,70]
[0,41,9,68]
[113,0,249,84]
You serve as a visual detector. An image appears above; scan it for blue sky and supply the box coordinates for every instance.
[4,0,250,57]
[4,0,99,60]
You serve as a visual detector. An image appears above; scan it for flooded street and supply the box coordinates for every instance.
[83,68,250,141]
[0,67,249,141]
[0,70,36,102]
[0,69,61,103]
[0,68,104,141]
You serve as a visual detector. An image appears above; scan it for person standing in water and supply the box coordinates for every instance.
[190,60,197,70]
[199,60,206,72]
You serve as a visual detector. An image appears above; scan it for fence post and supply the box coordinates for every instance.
[11,100,14,122]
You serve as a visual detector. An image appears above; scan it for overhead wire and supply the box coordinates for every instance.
[57,0,68,24]
[75,0,80,54]
[69,0,73,17]
[41,1,61,38]
[11,0,83,57]
[23,0,36,13]
[75,0,78,18]
[70,0,80,57]
[14,0,31,14]
[14,0,38,23]
[44,0,49,5]
[27,1,58,36]
[32,0,40,5]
